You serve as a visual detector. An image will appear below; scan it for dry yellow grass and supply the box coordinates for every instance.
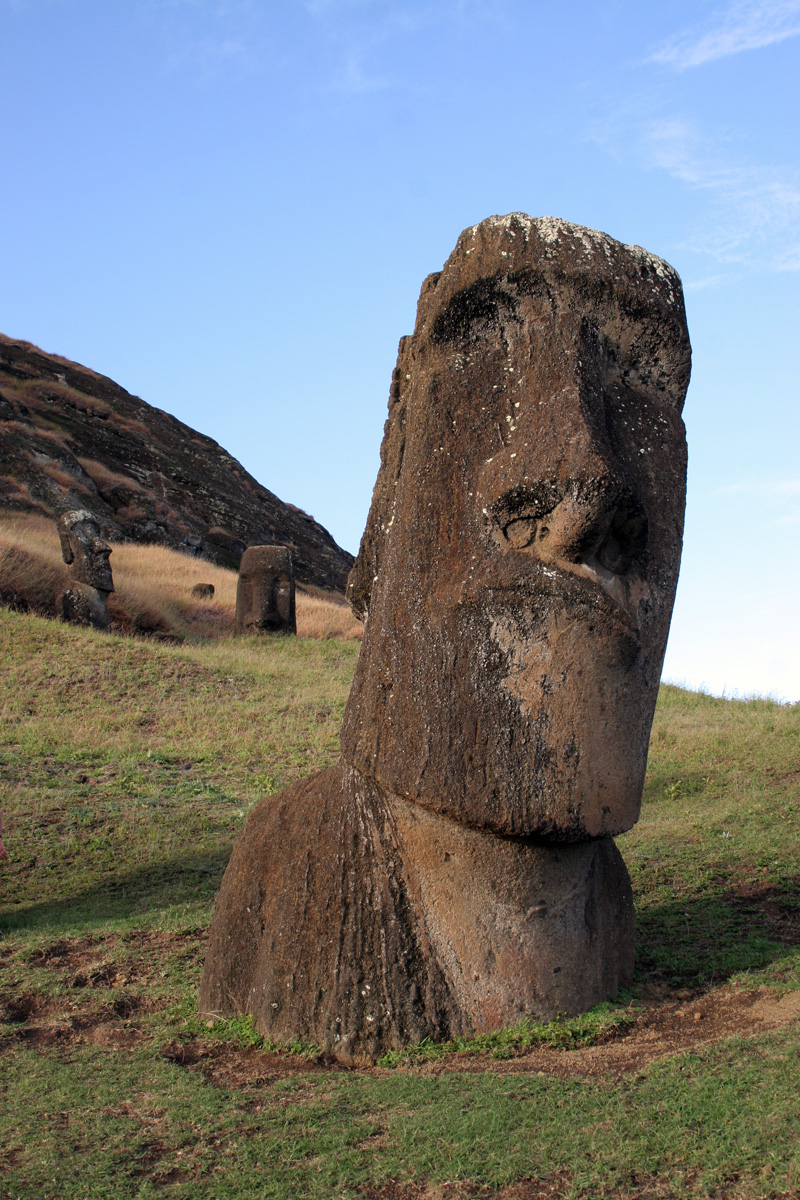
[0,513,362,642]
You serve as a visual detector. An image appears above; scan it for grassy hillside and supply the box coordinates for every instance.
[1,607,799,1199]
[0,513,362,641]
[0,333,354,588]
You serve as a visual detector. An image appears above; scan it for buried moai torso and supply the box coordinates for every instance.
[234,546,296,635]
[57,509,114,630]
[201,215,690,1062]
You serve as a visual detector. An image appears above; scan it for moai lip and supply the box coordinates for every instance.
[200,215,690,1060]
[234,545,296,636]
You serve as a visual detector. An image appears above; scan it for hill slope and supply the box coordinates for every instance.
[0,334,353,589]
[0,611,798,1199]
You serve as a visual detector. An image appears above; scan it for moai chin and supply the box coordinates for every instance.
[57,509,114,630]
[200,215,690,1063]
[234,546,296,635]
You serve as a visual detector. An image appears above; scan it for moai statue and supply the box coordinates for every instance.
[234,546,296,636]
[200,215,690,1063]
[57,509,114,630]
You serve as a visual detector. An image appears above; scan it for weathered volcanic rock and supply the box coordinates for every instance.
[234,545,296,635]
[343,213,690,840]
[0,335,353,590]
[200,763,634,1062]
[200,214,691,1061]
[59,583,112,630]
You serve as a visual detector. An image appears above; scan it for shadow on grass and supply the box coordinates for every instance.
[0,846,230,934]
[4,849,799,992]
[636,877,800,986]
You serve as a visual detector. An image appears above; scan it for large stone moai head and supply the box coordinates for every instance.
[342,214,690,841]
[58,510,114,593]
[57,509,114,630]
[234,545,296,636]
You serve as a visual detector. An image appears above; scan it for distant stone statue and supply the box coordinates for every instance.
[57,509,114,630]
[234,545,296,636]
[200,215,691,1063]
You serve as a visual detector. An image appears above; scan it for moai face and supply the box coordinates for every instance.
[235,546,296,635]
[342,215,690,841]
[57,510,114,593]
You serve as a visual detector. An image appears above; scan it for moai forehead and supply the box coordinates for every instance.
[57,509,114,593]
[342,214,690,840]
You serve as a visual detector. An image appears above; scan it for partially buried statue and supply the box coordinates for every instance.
[57,509,114,630]
[200,214,691,1063]
[234,545,296,636]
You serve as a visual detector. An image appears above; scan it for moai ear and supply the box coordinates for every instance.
[57,513,75,565]
[346,336,413,621]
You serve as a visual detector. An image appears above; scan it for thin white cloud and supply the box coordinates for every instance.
[683,274,729,291]
[593,112,800,271]
[714,479,800,530]
[649,0,800,70]
[718,478,800,497]
[303,0,508,94]
[165,34,256,76]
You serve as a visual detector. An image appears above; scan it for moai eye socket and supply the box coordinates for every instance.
[593,503,648,576]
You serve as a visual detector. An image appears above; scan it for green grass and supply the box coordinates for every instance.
[1,607,799,1199]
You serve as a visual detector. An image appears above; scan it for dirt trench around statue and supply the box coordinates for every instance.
[2,927,799,1089]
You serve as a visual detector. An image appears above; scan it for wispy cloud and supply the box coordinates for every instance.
[649,0,800,70]
[165,35,255,76]
[716,478,800,527]
[642,117,800,268]
[592,111,800,272]
[303,0,508,94]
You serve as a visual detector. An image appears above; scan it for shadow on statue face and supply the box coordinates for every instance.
[342,228,689,841]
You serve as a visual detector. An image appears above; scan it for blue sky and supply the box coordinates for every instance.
[1,0,798,699]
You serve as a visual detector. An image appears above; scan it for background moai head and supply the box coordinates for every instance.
[235,545,296,635]
[57,510,114,593]
[342,214,691,841]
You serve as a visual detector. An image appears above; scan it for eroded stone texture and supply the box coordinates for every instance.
[200,215,690,1060]
[201,763,634,1062]
[344,213,690,841]
[234,546,296,635]
[57,509,114,629]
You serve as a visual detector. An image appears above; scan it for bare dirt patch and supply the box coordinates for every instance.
[355,1170,800,1200]
[153,982,800,1091]
[5,928,800,1088]
[727,878,800,945]
[424,985,800,1082]
[356,1176,574,1199]
[160,1037,344,1089]
[26,928,204,988]
[1,930,200,1056]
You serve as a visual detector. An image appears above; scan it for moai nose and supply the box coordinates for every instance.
[481,345,647,576]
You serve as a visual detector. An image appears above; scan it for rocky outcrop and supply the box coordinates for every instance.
[0,335,353,589]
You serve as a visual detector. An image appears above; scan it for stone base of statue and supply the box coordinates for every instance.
[199,763,634,1064]
[59,584,111,630]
